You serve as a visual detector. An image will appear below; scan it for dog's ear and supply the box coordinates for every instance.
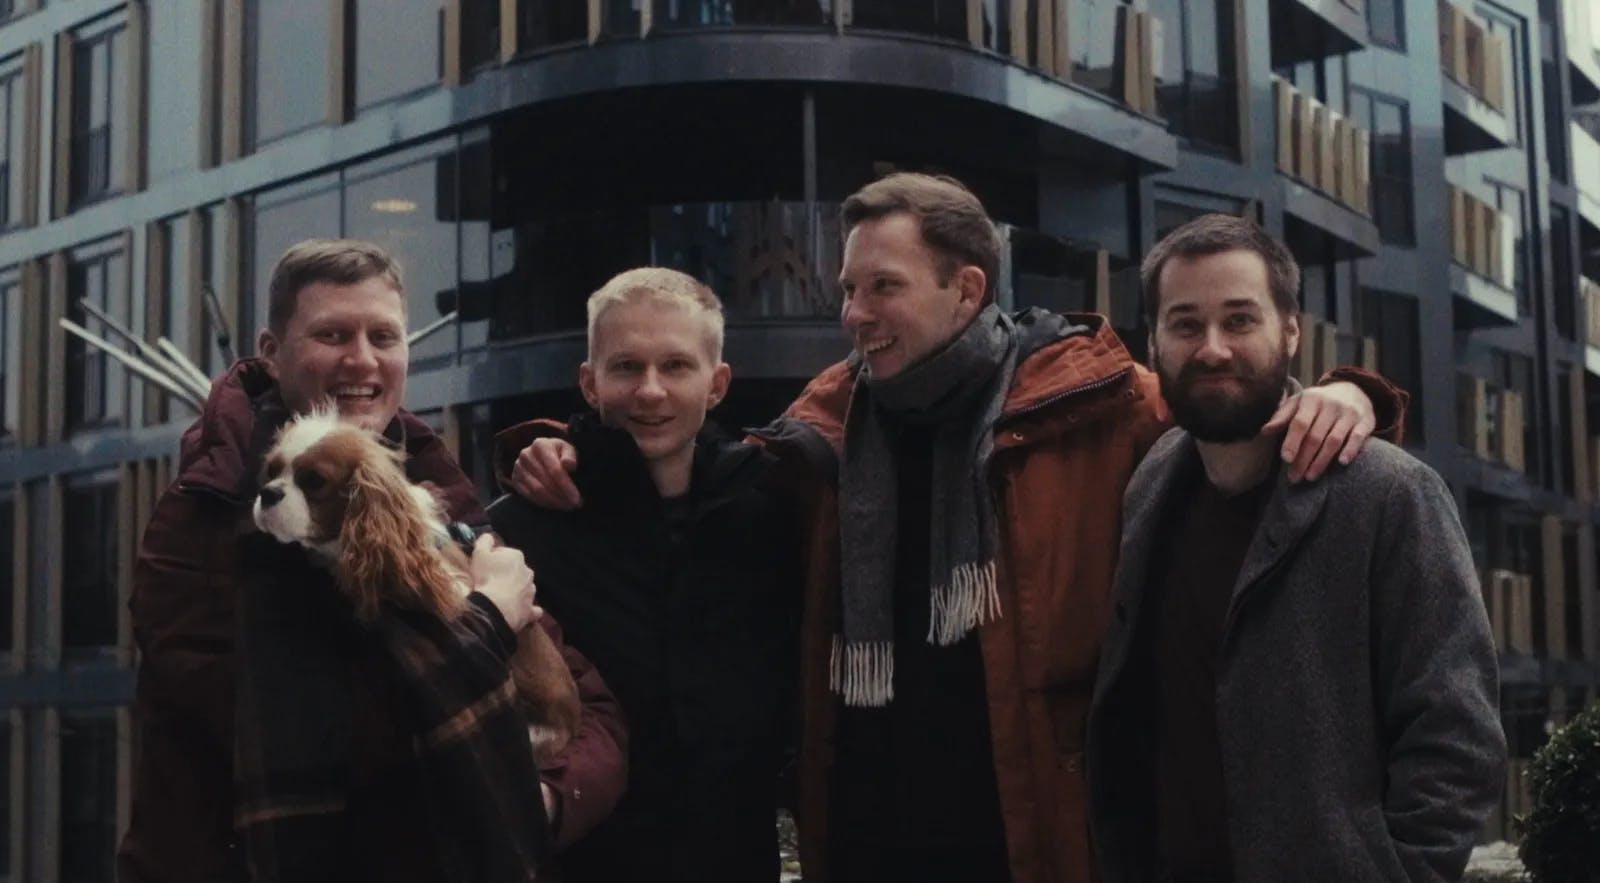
[338,446,458,620]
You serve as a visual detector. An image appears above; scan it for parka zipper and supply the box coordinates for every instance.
[997,367,1132,426]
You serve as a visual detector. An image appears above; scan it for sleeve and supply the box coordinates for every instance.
[533,610,629,850]
[489,419,571,494]
[1318,366,1411,445]
[1371,463,1506,881]
[118,489,244,883]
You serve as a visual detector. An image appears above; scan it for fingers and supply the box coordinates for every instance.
[1273,393,1314,467]
[1288,405,1340,482]
[511,440,583,509]
[1260,396,1297,436]
[1335,422,1372,467]
[1302,413,1357,481]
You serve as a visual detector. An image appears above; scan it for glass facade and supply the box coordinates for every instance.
[145,0,204,183]
[1070,0,1130,99]
[64,243,130,435]
[59,712,117,883]
[652,0,830,28]
[69,20,126,209]
[247,0,330,147]
[0,273,15,444]
[0,57,24,229]
[1148,0,1238,152]
[61,471,118,651]
[1350,89,1415,246]
[1367,0,1404,49]
[353,0,440,110]
[1361,288,1424,443]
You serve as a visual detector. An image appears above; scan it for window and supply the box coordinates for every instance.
[0,489,13,654]
[1543,55,1567,180]
[1070,0,1132,99]
[1349,90,1414,245]
[0,56,27,228]
[59,712,118,883]
[1367,0,1404,48]
[654,0,829,28]
[1552,205,1576,341]
[1480,8,1524,143]
[246,0,331,147]
[69,19,128,209]
[1488,180,1527,307]
[0,273,17,445]
[1361,288,1424,443]
[354,0,441,110]
[1148,0,1239,153]
[249,173,341,345]
[146,0,205,182]
[64,242,130,435]
[1492,350,1541,482]
[62,471,119,650]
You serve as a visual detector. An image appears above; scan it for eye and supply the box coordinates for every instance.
[663,358,691,373]
[264,459,283,480]
[295,468,327,493]
[1225,314,1258,331]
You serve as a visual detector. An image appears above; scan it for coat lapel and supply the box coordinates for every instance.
[1226,467,1331,625]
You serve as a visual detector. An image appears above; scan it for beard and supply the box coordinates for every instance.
[1157,347,1291,443]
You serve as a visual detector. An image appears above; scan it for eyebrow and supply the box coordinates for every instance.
[1163,299,1264,315]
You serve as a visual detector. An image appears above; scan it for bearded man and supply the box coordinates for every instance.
[1086,214,1505,883]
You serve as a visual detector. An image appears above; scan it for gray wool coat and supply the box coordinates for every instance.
[1087,429,1506,883]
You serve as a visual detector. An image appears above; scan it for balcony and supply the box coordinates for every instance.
[1566,0,1600,105]
[1583,278,1600,376]
[1458,374,1526,474]
[1447,186,1518,328]
[1269,0,1369,67]
[1272,77,1379,258]
[1438,0,1512,154]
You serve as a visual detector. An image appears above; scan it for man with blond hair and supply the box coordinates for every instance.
[121,239,627,883]
[490,266,802,882]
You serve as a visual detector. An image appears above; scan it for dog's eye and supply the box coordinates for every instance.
[296,468,327,493]
[264,459,283,480]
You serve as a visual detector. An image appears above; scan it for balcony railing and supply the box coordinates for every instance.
[1438,0,1507,112]
[1573,122,1600,209]
[1272,77,1371,216]
[1583,277,1600,350]
[1447,186,1515,290]
[1565,0,1600,102]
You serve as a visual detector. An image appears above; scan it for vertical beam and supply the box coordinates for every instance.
[21,44,41,226]
[185,209,207,367]
[802,89,817,206]
[18,260,43,446]
[36,708,60,883]
[1577,524,1598,667]
[117,462,136,667]
[9,483,27,672]
[327,0,351,126]
[1572,365,1591,503]
[836,0,850,33]
[1231,0,1249,156]
[1052,0,1070,80]
[640,0,653,36]
[442,406,464,462]
[588,0,602,44]
[144,221,169,425]
[1541,516,1567,659]
[1272,77,1294,172]
[501,0,520,62]
[967,0,983,49]
[45,251,67,444]
[220,0,244,162]
[218,199,243,354]
[1092,249,1111,316]
[124,1,148,193]
[51,30,74,219]
[43,475,62,670]
[198,0,218,167]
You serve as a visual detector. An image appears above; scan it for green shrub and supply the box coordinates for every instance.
[1516,699,1600,883]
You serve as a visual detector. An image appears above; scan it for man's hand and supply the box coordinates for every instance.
[1261,380,1376,482]
[511,438,582,510]
[469,534,537,632]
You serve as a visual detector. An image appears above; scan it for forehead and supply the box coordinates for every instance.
[841,213,936,271]
[1157,249,1273,312]
[288,277,405,329]
[591,299,715,357]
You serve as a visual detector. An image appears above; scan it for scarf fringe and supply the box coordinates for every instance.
[927,560,1002,646]
[829,636,895,707]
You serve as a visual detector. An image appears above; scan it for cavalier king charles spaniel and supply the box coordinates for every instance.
[252,407,580,759]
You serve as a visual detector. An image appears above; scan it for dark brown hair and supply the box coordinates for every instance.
[1140,214,1301,325]
[266,239,405,334]
[841,172,1002,301]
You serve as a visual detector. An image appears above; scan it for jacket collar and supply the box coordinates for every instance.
[566,411,772,515]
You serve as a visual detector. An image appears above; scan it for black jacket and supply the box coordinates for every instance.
[489,413,802,883]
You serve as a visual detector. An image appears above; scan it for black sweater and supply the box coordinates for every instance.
[489,414,801,883]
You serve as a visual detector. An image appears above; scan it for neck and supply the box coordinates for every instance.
[647,447,694,499]
[1194,432,1278,495]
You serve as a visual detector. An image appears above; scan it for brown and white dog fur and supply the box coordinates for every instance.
[252,407,580,761]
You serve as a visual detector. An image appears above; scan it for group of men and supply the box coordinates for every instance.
[119,171,1505,883]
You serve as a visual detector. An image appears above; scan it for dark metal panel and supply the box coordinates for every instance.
[0,665,134,709]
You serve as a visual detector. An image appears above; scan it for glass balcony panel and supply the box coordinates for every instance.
[651,0,830,29]
[601,0,643,37]
[523,0,592,51]
[849,0,968,42]
[1070,0,1128,99]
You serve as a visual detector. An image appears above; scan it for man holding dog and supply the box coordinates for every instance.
[509,173,1407,882]
[120,240,626,882]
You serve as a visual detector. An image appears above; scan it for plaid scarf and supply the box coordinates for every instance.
[833,305,1017,706]
[234,533,547,882]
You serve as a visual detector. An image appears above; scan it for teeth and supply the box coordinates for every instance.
[332,385,377,397]
[861,338,894,355]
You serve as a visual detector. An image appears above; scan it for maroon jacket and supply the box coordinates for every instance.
[117,359,628,883]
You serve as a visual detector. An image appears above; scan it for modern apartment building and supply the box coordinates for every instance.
[0,0,1596,879]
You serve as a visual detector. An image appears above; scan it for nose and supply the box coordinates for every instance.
[841,294,869,334]
[636,368,667,401]
[342,334,380,370]
[258,485,284,509]
[1195,326,1232,366]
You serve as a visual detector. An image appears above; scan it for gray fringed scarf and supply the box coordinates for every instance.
[834,305,1018,706]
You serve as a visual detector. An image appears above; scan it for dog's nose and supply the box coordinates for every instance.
[258,485,284,509]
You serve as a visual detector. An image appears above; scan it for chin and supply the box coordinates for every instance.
[250,408,581,761]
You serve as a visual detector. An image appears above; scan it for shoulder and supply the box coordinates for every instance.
[1320,439,1454,519]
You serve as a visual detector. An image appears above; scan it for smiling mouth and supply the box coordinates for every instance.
[859,337,895,355]
[631,416,672,428]
[331,384,381,404]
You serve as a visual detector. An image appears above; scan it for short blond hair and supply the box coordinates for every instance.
[586,267,725,360]
[268,239,404,334]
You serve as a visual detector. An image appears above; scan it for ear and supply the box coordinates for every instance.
[954,265,987,322]
[1283,312,1301,360]
[338,449,458,619]
[257,329,280,376]
[707,362,731,409]
[578,362,600,409]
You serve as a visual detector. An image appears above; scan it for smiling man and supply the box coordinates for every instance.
[1086,215,1504,882]
[120,239,627,883]
[488,268,801,882]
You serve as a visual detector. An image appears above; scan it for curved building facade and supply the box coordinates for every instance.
[0,0,1596,877]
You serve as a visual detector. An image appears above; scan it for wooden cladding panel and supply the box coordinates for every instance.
[1458,376,1491,460]
[51,31,73,219]
[1499,389,1525,472]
